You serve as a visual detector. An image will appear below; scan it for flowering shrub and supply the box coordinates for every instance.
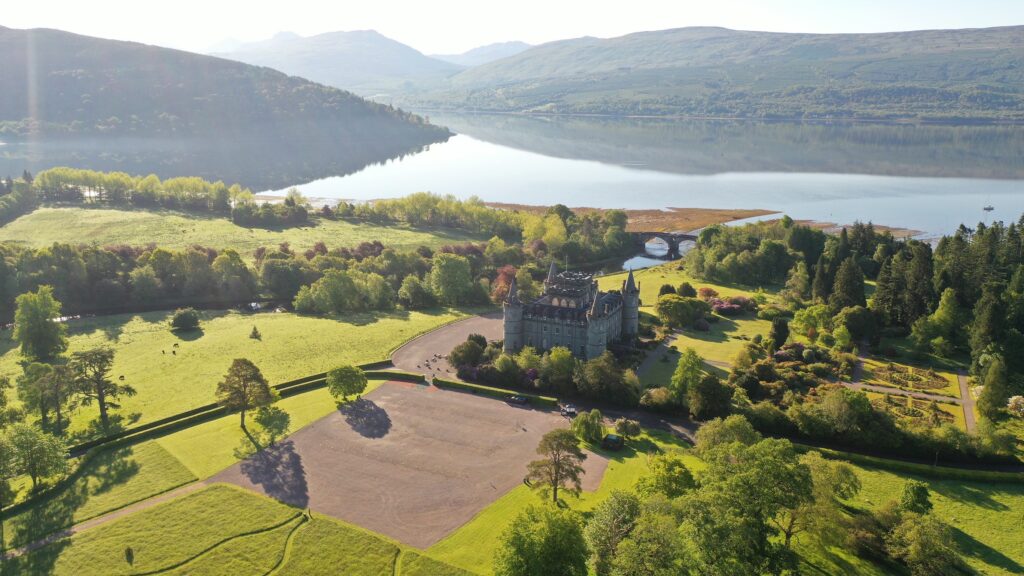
[698,287,719,301]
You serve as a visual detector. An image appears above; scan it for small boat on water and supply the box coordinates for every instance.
[983,205,995,212]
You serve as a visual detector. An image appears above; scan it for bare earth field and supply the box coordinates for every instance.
[212,381,606,549]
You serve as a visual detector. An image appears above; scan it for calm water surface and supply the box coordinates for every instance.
[268,116,1024,237]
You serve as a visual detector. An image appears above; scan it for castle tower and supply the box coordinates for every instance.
[503,275,524,354]
[585,292,607,359]
[621,269,640,340]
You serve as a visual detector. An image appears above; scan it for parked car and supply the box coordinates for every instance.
[602,434,625,451]
[508,395,530,406]
[560,403,578,418]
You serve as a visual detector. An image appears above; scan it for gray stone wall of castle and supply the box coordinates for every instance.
[503,264,640,360]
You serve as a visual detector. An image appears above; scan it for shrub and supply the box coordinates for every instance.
[450,340,485,367]
[639,387,677,412]
[1008,396,1024,418]
[697,287,719,301]
[658,284,676,296]
[170,308,200,331]
[249,325,261,340]
[677,282,697,297]
[614,418,641,439]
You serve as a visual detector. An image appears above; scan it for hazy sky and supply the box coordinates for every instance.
[6,0,1024,54]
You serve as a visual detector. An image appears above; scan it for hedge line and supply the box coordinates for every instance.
[67,359,391,456]
[811,446,1024,484]
[432,377,559,407]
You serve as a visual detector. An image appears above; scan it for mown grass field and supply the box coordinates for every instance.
[3,379,387,548]
[0,206,481,255]
[2,441,195,549]
[0,308,464,432]
[598,264,773,308]
[10,484,471,576]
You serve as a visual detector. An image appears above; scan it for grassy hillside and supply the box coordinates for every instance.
[410,26,1024,121]
[0,206,482,255]
[0,25,450,151]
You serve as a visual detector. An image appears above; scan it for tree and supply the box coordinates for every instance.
[170,307,200,331]
[494,505,588,576]
[610,509,683,576]
[781,260,811,303]
[398,274,434,309]
[613,418,641,441]
[7,423,67,490]
[769,317,790,350]
[571,409,604,444]
[886,513,962,576]
[526,428,587,503]
[677,282,697,298]
[72,348,136,430]
[14,286,68,361]
[326,365,368,402]
[658,284,676,296]
[449,340,484,367]
[978,357,1010,420]
[0,377,22,429]
[694,414,761,454]
[541,347,576,394]
[772,451,861,548]
[216,358,275,430]
[829,257,866,312]
[0,433,15,554]
[636,453,695,499]
[584,490,641,576]
[429,253,473,306]
[969,283,1005,367]
[897,480,933,514]
[687,374,733,420]
[670,348,703,404]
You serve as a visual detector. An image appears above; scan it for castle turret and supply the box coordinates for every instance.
[622,269,640,340]
[503,276,524,354]
[585,292,607,359]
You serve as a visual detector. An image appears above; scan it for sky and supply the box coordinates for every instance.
[5,0,1024,55]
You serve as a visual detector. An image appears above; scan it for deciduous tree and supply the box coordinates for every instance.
[216,358,275,430]
[326,365,368,402]
[584,490,640,576]
[14,286,67,361]
[7,423,67,490]
[494,505,588,576]
[526,428,587,503]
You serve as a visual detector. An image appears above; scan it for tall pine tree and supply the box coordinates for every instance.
[969,283,1005,369]
[828,257,866,313]
[811,254,830,303]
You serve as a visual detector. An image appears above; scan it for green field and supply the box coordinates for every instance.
[0,308,464,432]
[3,441,195,549]
[10,484,470,576]
[0,206,480,255]
[598,265,772,310]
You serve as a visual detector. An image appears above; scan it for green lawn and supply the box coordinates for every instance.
[848,464,1024,576]
[0,206,480,256]
[1,308,464,432]
[3,441,195,549]
[675,315,772,366]
[12,484,471,576]
[598,264,774,308]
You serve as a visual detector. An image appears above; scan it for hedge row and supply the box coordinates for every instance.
[68,359,391,456]
[432,377,559,408]
[811,446,1024,484]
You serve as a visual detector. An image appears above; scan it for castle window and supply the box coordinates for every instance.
[554,327,560,335]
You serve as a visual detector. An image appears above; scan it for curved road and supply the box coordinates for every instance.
[391,311,503,378]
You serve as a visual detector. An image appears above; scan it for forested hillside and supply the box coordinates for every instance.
[408,26,1024,121]
[0,25,451,150]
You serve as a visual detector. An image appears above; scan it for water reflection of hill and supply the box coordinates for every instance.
[0,126,446,190]
[429,113,1024,180]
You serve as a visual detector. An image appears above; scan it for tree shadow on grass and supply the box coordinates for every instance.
[931,481,1011,512]
[338,399,392,439]
[239,440,309,509]
[951,525,1022,575]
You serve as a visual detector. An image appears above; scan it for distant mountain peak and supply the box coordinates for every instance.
[432,41,532,67]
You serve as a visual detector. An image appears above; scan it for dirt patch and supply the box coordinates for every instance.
[212,381,605,548]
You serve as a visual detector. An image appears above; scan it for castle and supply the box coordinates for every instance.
[503,263,640,360]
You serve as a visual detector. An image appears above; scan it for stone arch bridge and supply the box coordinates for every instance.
[631,232,698,258]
